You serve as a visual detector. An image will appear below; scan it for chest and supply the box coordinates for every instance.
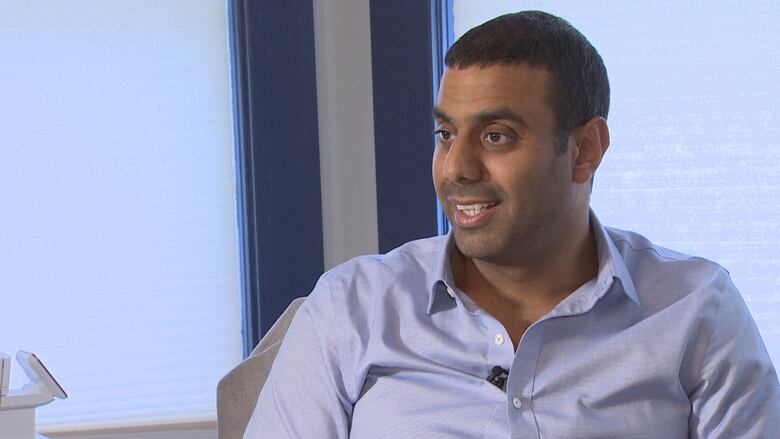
[463,287,562,350]
[347,305,692,439]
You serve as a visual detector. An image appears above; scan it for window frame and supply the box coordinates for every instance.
[229,0,324,356]
[230,0,453,352]
[368,0,443,251]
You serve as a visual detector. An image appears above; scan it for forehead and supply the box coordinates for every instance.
[435,64,553,123]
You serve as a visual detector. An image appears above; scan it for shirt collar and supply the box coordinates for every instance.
[426,209,639,315]
[590,209,640,305]
[426,233,457,314]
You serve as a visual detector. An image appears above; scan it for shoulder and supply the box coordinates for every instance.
[603,227,779,399]
[605,226,734,303]
[304,235,446,321]
[320,235,445,289]
[296,236,446,400]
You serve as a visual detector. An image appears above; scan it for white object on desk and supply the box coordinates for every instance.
[0,351,67,439]
[1,353,11,396]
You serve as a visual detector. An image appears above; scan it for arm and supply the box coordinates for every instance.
[689,274,780,438]
[243,278,353,439]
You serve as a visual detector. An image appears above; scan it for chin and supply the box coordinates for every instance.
[452,229,503,261]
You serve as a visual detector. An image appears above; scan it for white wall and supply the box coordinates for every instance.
[313,0,380,269]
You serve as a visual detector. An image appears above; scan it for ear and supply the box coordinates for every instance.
[570,116,610,185]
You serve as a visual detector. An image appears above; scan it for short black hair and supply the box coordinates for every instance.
[445,11,610,154]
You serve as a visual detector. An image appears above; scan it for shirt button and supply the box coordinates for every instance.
[512,397,523,409]
[493,333,505,345]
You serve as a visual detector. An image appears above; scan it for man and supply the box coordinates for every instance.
[244,11,779,438]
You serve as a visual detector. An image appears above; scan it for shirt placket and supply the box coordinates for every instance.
[506,322,543,438]
[462,309,520,438]
[481,313,515,382]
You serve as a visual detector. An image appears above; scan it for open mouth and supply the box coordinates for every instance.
[452,201,499,226]
[455,202,496,216]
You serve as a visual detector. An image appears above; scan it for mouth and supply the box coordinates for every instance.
[451,201,499,228]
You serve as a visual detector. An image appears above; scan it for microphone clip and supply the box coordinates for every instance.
[486,365,509,391]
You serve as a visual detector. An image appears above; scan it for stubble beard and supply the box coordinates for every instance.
[448,182,573,268]
[451,209,549,267]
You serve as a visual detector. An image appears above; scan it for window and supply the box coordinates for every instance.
[448,1,780,366]
[0,1,241,432]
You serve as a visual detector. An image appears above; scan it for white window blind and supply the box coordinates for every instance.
[0,0,242,432]
[452,1,780,367]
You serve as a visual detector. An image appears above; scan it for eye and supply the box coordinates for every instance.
[434,129,454,143]
[483,131,514,146]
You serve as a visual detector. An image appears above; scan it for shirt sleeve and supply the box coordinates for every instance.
[689,272,780,438]
[243,277,353,439]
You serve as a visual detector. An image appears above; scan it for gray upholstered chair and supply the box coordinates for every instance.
[216,298,306,439]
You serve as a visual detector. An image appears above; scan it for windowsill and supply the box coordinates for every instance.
[43,420,217,439]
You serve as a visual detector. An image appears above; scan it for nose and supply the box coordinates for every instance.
[443,138,483,184]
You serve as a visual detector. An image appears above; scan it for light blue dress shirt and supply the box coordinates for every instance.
[244,212,779,438]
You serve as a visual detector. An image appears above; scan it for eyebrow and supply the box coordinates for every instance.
[433,105,529,128]
[432,106,453,125]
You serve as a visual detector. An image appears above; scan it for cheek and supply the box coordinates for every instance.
[484,155,535,189]
[487,164,554,211]
[432,147,446,185]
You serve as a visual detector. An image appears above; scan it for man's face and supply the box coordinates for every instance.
[432,64,577,265]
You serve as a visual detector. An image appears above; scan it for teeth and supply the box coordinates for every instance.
[455,203,492,217]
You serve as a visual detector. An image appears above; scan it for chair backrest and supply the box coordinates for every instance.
[216,297,306,439]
